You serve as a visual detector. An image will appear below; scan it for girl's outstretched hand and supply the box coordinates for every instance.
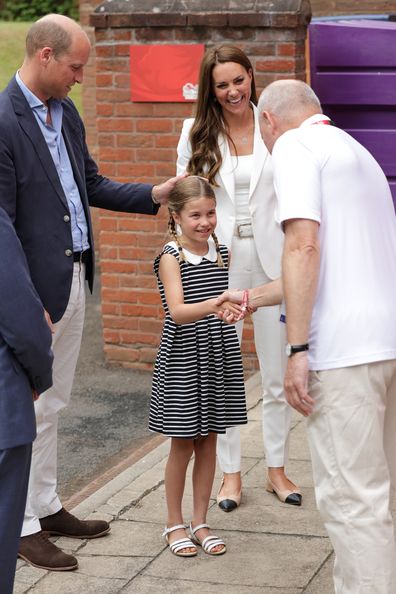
[217,308,240,324]
[215,296,246,324]
[216,291,243,324]
[216,289,256,323]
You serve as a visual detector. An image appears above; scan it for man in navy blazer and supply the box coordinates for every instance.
[0,13,179,571]
[0,207,53,594]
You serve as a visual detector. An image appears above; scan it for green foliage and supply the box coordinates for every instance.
[0,21,29,90]
[0,0,78,21]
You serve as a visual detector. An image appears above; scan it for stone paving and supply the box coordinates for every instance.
[14,373,337,594]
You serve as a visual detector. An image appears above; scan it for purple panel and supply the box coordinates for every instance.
[334,20,396,30]
[313,72,396,105]
[309,18,396,201]
[388,182,396,211]
[310,21,396,67]
[324,108,396,129]
[344,130,396,176]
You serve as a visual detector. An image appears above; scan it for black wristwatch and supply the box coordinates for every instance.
[286,343,309,357]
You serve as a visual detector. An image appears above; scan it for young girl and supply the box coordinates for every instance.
[149,176,247,557]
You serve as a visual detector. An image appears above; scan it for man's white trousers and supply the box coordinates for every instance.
[22,263,86,536]
[307,360,396,594]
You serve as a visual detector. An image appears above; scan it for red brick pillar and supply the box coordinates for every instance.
[80,0,103,158]
[310,0,395,15]
[90,0,311,372]
[80,0,103,246]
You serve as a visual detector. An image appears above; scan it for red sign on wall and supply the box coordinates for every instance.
[130,44,205,102]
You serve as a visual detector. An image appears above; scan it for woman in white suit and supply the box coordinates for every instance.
[176,45,301,510]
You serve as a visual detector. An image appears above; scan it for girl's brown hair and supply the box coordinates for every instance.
[167,176,224,267]
[187,44,257,185]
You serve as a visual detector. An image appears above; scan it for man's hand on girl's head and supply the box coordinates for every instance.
[152,174,187,206]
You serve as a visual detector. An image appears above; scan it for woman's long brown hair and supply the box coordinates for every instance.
[187,45,258,186]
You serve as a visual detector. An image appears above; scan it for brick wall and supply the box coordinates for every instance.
[79,0,102,158]
[310,1,396,15]
[79,0,103,245]
[84,0,310,372]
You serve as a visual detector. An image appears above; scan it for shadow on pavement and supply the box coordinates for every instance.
[57,269,156,501]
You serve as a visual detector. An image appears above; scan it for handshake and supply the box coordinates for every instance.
[215,279,283,323]
[215,289,256,324]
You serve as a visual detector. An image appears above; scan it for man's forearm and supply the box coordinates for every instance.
[249,278,283,309]
[282,220,320,344]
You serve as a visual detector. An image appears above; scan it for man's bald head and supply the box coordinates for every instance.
[26,14,88,59]
[20,14,91,103]
[258,80,322,127]
[258,80,322,153]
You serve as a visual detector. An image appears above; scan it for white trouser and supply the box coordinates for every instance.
[217,236,291,471]
[22,263,86,536]
[307,361,396,594]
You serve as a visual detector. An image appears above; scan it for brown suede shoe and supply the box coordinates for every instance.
[18,531,78,571]
[40,507,110,539]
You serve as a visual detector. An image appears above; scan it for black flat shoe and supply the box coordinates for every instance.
[216,477,241,512]
[266,476,302,506]
[218,498,239,512]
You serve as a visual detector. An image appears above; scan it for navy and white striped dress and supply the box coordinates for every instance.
[149,240,247,439]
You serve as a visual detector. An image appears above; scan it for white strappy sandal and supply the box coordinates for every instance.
[189,522,226,556]
[162,524,198,557]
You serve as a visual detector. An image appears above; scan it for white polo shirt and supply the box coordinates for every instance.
[274,114,396,370]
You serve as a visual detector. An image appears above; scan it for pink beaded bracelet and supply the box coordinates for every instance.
[236,290,249,321]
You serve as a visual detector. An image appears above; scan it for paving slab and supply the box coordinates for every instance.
[14,373,339,594]
[142,531,333,589]
[123,575,302,594]
[68,555,150,579]
[81,520,165,557]
[21,573,126,594]
[304,553,335,593]
[207,487,327,538]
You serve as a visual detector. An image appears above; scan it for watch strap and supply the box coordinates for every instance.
[287,343,309,357]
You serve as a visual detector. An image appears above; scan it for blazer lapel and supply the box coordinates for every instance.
[62,107,94,234]
[218,133,235,203]
[62,117,87,208]
[249,105,269,200]
[8,79,69,209]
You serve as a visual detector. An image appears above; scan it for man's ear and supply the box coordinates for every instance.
[39,46,53,66]
[263,110,276,132]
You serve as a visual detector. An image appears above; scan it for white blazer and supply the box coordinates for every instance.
[176,104,283,280]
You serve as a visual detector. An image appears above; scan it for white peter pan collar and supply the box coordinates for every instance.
[167,238,218,265]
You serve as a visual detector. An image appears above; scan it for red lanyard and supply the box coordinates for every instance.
[311,119,334,126]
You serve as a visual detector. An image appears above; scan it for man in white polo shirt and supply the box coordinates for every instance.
[251,80,396,593]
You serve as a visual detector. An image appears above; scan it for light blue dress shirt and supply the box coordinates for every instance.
[16,72,89,252]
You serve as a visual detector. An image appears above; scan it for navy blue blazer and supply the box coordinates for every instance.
[0,207,53,450]
[0,77,159,322]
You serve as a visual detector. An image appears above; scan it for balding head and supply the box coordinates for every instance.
[19,14,91,104]
[26,14,88,59]
[258,80,322,153]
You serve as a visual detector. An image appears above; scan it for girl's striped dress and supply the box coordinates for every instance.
[149,240,247,439]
